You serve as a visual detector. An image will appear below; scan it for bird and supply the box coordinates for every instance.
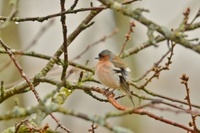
[95,49,134,106]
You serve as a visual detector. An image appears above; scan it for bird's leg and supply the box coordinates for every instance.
[105,87,110,91]
[104,88,115,97]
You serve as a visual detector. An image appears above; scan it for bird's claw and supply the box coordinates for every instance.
[104,88,115,97]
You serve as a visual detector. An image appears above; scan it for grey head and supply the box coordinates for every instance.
[96,49,115,60]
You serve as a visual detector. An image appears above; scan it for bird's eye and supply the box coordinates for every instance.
[99,54,105,58]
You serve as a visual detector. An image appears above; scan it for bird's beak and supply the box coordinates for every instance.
[95,57,99,60]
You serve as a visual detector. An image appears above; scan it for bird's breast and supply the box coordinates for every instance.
[95,61,120,89]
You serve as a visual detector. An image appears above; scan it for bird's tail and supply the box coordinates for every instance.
[119,76,135,107]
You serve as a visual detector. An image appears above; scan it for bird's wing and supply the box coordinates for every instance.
[111,57,130,78]
[111,57,128,69]
[112,63,134,106]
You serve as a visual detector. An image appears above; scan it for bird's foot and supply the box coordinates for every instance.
[104,88,115,97]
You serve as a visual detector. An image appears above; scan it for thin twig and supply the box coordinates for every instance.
[72,29,118,60]
[0,0,19,29]
[122,0,141,5]
[134,42,174,86]
[180,74,200,132]
[70,0,79,10]
[88,122,98,133]
[60,0,68,81]
[0,49,94,75]
[0,20,55,73]
[0,38,41,103]
[118,21,135,56]
[0,6,106,23]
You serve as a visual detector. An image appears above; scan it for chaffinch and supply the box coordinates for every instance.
[95,49,134,106]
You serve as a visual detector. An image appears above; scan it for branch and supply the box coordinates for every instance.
[0,39,41,103]
[180,74,200,132]
[0,7,106,23]
[60,0,68,81]
[98,0,200,54]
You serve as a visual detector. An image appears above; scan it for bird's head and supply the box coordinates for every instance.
[95,49,115,61]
